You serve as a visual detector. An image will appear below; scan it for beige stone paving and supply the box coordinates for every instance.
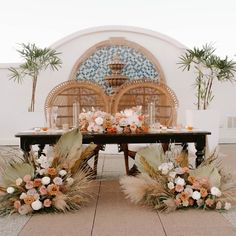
[0,144,236,236]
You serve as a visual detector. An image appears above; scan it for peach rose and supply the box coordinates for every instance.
[47,167,57,176]
[200,188,208,198]
[33,178,42,188]
[205,198,215,207]
[180,191,189,202]
[24,195,35,205]
[175,184,184,193]
[187,175,196,184]
[23,175,32,182]
[39,185,48,195]
[25,181,34,190]
[47,184,59,196]
[14,200,21,209]
[43,199,52,208]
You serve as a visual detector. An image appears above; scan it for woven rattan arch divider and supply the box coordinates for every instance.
[44,80,110,128]
[111,79,179,126]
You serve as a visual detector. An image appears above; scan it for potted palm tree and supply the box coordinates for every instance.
[9,43,62,112]
[178,44,236,153]
[178,43,236,110]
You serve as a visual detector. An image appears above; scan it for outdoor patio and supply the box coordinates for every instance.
[0,144,236,236]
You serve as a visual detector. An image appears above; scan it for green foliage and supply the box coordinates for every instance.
[8,43,62,111]
[178,43,236,109]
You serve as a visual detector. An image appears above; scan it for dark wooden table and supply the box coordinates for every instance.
[15,130,211,169]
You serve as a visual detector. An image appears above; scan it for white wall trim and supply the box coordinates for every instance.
[51,25,187,51]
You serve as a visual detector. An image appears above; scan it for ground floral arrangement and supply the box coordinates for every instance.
[79,106,148,133]
[120,144,236,212]
[0,129,96,216]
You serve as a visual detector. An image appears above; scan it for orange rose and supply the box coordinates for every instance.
[33,178,42,188]
[47,184,59,196]
[187,175,196,184]
[180,191,189,202]
[24,195,35,205]
[200,188,208,198]
[47,167,57,176]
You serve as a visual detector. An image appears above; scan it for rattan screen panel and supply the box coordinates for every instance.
[45,80,109,128]
[111,80,178,126]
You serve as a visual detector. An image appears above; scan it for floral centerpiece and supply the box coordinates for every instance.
[120,144,236,212]
[78,106,147,134]
[0,129,97,216]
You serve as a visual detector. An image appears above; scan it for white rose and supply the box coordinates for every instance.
[59,169,67,177]
[95,117,104,126]
[161,168,169,175]
[175,177,186,186]
[192,191,201,200]
[31,200,42,211]
[41,176,51,185]
[210,187,222,197]
[167,182,175,190]
[169,171,177,179]
[224,202,231,210]
[216,201,222,210]
[7,187,15,194]
[20,192,27,199]
[66,177,74,186]
[53,177,63,185]
[16,178,23,186]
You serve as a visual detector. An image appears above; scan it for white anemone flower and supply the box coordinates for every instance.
[59,169,67,177]
[95,117,104,126]
[224,202,231,210]
[41,176,51,185]
[210,187,222,197]
[6,187,15,194]
[31,200,43,211]
[192,191,201,200]
[175,176,186,186]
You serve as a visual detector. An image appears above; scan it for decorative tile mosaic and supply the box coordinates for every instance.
[76,45,159,93]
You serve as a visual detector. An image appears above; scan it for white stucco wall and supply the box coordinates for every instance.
[0,26,235,144]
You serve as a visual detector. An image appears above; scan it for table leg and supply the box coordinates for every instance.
[38,144,46,156]
[195,137,206,167]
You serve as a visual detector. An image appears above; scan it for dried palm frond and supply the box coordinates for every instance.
[135,144,165,173]
[175,149,189,168]
[2,162,34,187]
[53,128,82,163]
[139,156,159,178]
[70,143,97,175]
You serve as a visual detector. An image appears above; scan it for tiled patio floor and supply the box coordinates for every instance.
[0,144,236,236]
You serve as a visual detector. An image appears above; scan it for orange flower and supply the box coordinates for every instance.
[200,188,208,198]
[192,180,201,190]
[33,178,42,188]
[187,175,196,184]
[180,191,189,202]
[205,198,215,207]
[47,167,57,176]
[23,195,35,205]
[47,184,59,196]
